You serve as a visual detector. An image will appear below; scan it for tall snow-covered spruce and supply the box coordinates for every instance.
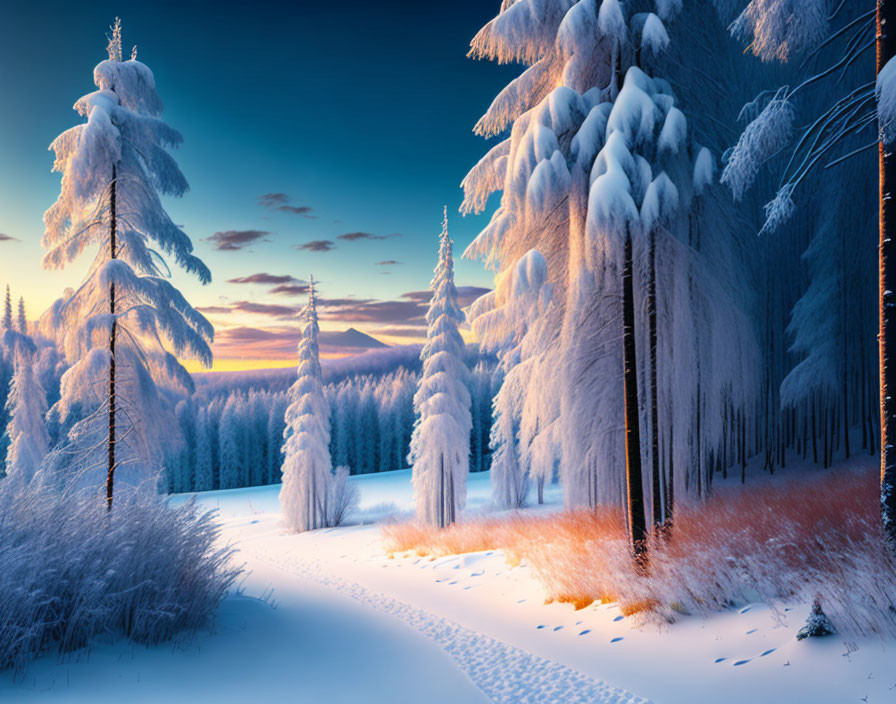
[462,0,758,547]
[409,208,472,527]
[280,278,358,532]
[40,19,213,502]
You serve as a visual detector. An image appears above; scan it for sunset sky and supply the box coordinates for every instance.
[0,0,515,370]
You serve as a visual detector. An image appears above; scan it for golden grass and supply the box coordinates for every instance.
[382,469,896,635]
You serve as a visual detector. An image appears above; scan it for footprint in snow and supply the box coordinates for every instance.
[464,586,472,591]
[739,606,751,614]
[760,649,776,657]
[517,599,527,604]
[537,625,546,630]
[610,637,624,643]
[733,659,751,667]
[714,658,727,664]
[449,580,458,585]
[553,626,563,632]
[579,630,591,636]
[613,616,624,622]
[471,570,485,577]
[746,629,757,635]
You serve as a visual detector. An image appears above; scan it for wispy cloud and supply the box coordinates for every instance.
[337,231,400,241]
[227,273,304,286]
[231,301,297,318]
[270,283,311,297]
[0,233,19,243]
[258,193,315,218]
[297,240,335,252]
[199,301,298,318]
[205,229,270,251]
[375,260,401,266]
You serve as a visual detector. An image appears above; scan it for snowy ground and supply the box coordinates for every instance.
[3,462,895,703]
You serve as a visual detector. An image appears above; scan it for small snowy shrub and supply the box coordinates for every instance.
[325,466,360,528]
[383,468,896,637]
[0,476,240,674]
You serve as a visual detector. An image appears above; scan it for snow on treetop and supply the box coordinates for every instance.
[93,59,162,116]
[597,0,626,44]
[640,172,679,230]
[658,106,686,154]
[527,151,571,212]
[653,0,682,22]
[510,249,549,299]
[640,13,669,55]
[693,146,715,194]
[588,158,639,232]
[606,68,660,147]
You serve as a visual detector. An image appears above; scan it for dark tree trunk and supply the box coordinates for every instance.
[106,164,117,511]
[622,231,647,562]
[880,0,896,548]
[647,229,662,529]
[665,420,674,526]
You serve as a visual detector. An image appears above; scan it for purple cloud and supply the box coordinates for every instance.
[337,231,400,241]
[228,273,303,286]
[205,229,270,251]
[258,193,315,218]
[0,233,18,243]
[297,240,335,252]
[270,283,311,297]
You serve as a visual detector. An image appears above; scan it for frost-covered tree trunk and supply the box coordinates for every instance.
[879,0,896,547]
[280,278,333,532]
[409,209,471,527]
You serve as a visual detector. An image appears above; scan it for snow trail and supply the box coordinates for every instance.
[251,548,650,704]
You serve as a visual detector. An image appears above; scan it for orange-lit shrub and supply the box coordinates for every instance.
[382,469,896,636]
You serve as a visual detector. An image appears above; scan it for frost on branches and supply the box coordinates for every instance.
[280,279,358,532]
[39,19,212,492]
[409,209,472,527]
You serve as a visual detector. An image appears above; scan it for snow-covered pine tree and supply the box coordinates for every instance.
[462,1,759,533]
[40,19,212,503]
[280,277,334,532]
[17,298,26,335]
[470,249,553,508]
[2,286,11,330]
[3,333,50,485]
[409,208,472,527]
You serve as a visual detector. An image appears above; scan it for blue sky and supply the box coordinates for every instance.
[0,0,517,368]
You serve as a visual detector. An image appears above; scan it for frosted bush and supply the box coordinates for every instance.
[0,476,240,674]
[325,465,360,527]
